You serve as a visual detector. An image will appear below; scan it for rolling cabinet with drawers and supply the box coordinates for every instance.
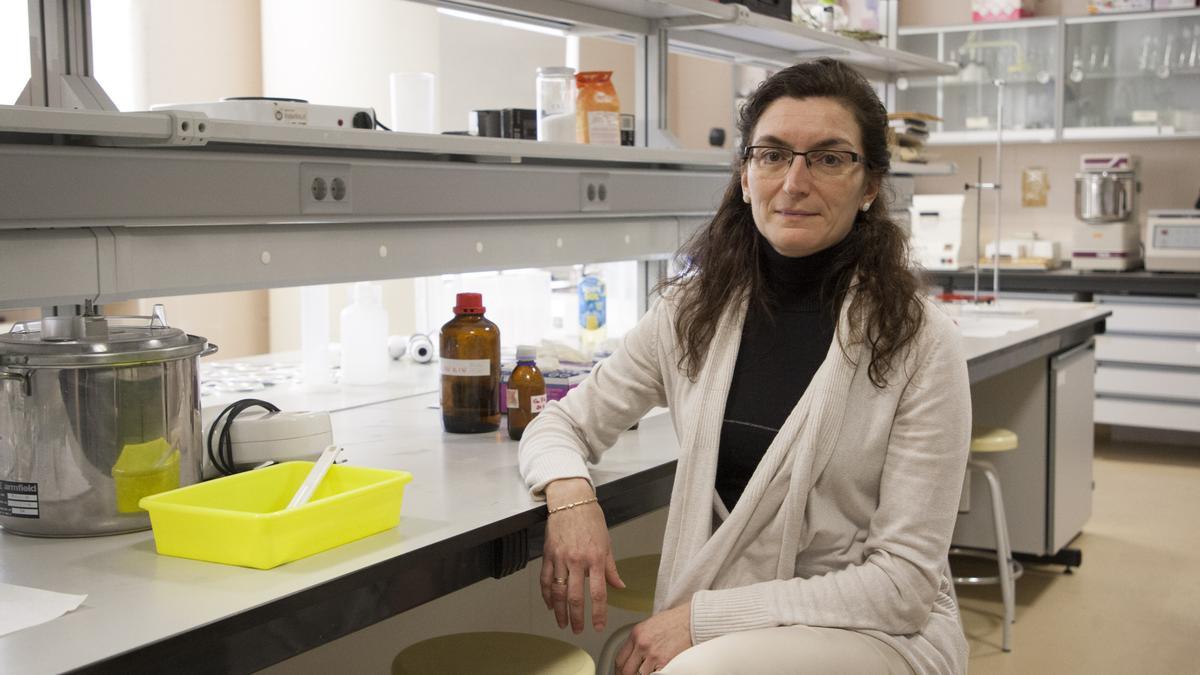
[1094,295,1200,433]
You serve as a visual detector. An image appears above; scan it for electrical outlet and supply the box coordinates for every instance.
[300,162,352,214]
[580,172,611,212]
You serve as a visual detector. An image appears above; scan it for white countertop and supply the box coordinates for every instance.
[0,301,1109,673]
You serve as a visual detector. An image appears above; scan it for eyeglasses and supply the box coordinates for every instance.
[743,145,863,180]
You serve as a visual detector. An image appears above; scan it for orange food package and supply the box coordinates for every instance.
[575,71,621,145]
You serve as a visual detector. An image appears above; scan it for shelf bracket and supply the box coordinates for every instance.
[20,0,119,111]
[635,26,681,149]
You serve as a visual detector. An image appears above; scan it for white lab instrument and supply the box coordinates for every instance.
[982,234,1062,269]
[1145,210,1200,272]
[151,98,375,129]
[202,409,334,479]
[286,445,343,509]
[910,194,974,270]
[1072,153,1142,271]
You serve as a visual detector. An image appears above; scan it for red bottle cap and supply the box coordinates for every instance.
[454,292,485,315]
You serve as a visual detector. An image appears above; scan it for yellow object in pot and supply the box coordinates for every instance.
[111,437,180,513]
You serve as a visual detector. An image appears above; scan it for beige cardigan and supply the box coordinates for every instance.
[519,290,971,675]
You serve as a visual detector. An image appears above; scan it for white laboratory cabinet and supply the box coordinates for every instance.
[954,340,1096,558]
[1094,295,1200,434]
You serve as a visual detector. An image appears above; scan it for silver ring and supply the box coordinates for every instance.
[552,577,568,585]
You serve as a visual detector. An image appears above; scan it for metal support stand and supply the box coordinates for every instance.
[635,26,680,149]
[18,0,118,110]
[964,79,1005,305]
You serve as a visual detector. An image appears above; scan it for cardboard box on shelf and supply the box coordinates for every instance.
[972,0,1039,22]
[1087,0,1153,12]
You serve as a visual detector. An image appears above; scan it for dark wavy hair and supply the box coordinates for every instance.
[659,58,924,388]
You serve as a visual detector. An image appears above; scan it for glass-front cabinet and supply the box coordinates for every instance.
[896,9,1200,143]
[897,19,1060,144]
[1063,9,1200,139]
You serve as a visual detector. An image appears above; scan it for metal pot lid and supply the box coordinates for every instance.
[0,313,209,368]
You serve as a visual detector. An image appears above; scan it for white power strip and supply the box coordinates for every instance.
[202,409,334,479]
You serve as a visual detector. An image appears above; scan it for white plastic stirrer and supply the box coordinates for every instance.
[286,445,342,509]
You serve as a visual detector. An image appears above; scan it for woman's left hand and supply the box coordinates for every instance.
[616,601,692,675]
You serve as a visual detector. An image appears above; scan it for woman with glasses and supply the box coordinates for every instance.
[520,58,970,675]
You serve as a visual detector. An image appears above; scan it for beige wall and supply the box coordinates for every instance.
[579,37,637,118]
[93,0,263,109]
[88,0,269,359]
[438,15,566,133]
[268,282,418,353]
[913,140,1200,255]
[261,0,439,127]
[578,38,737,151]
[668,53,736,151]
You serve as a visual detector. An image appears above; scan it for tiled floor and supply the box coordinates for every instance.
[959,431,1200,675]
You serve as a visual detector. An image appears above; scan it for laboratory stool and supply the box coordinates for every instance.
[950,427,1025,654]
[597,554,660,675]
[391,631,594,675]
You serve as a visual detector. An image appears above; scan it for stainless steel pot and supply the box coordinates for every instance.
[1075,171,1137,223]
[0,304,216,537]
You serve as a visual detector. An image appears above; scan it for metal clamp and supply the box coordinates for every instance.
[0,369,32,396]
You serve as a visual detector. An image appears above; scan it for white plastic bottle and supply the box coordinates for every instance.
[339,282,389,385]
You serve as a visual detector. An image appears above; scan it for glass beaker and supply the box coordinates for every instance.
[536,66,576,143]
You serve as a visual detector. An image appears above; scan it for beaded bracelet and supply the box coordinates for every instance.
[546,496,598,515]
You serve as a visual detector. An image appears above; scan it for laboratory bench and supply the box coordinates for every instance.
[0,303,1108,674]
[929,269,1200,435]
[927,268,1200,299]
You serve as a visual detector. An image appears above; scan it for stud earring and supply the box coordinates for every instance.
[861,201,872,212]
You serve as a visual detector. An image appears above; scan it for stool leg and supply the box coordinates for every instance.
[598,622,637,675]
[975,460,1015,653]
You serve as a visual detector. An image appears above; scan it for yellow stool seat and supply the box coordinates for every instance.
[970,427,1019,453]
[606,554,660,614]
[392,631,594,675]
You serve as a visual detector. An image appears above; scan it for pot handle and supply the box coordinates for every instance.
[0,369,32,396]
[201,343,220,358]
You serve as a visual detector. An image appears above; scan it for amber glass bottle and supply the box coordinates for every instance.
[440,292,501,433]
[507,345,547,441]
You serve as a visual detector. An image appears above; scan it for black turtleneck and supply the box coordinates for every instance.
[715,233,847,512]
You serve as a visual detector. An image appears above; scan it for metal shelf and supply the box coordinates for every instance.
[890,160,958,176]
[928,128,1057,145]
[0,107,731,309]
[419,0,956,76]
[1061,126,1200,141]
[0,103,966,309]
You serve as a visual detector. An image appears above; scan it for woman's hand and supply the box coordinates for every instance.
[616,602,693,675]
[540,478,625,634]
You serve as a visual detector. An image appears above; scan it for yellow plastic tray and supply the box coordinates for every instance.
[139,462,413,570]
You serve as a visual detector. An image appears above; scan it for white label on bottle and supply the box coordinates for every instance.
[530,394,547,413]
[587,111,621,145]
[506,388,519,409]
[441,358,491,377]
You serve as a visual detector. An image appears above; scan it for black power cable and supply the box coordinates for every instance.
[207,398,281,476]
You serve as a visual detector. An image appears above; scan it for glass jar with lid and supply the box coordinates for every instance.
[536,66,577,143]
